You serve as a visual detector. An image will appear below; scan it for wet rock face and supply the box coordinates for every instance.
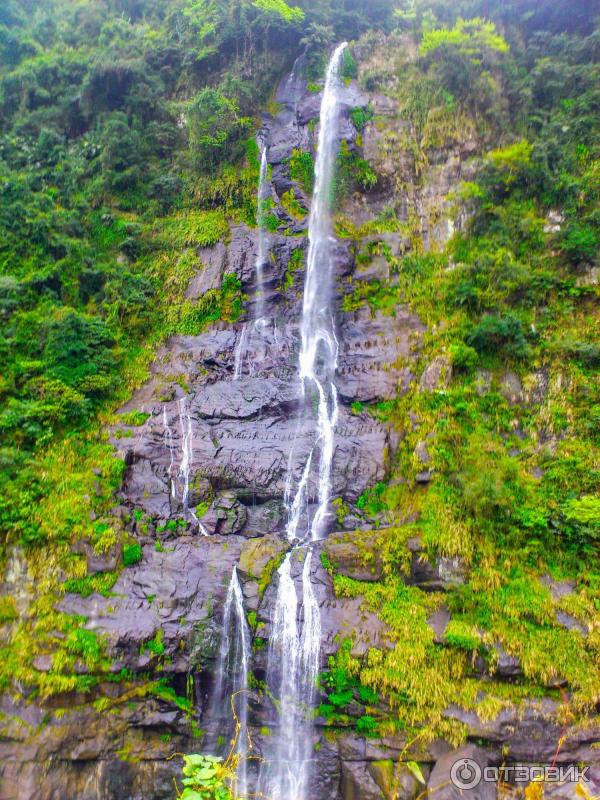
[6,53,598,800]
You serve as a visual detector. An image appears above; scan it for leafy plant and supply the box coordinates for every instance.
[178,754,234,800]
[123,540,142,567]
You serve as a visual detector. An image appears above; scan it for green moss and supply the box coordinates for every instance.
[142,629,165,658]
[172,273,244,335]
[258,550,287,600]
[63,572,118,598]
[118,411,150,427]
[283,247,304,291]
[444,620,482,651]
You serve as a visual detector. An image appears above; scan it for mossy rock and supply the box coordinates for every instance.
[324,530,384,582]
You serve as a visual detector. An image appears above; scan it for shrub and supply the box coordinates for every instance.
[449,342,479,372]
[561,223,598,265]
[341,47,358,81]
[178,753,235,800]
[43,310,116,395]
[466,313,530,360]
[188,88,252,171]
[350,105,374,132]
[123,540,142,566]
[562,496,600,553]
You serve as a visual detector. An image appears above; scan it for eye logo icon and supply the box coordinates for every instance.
[450,758,483,790]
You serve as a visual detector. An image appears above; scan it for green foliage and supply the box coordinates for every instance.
[356,482,388,516]
[252,0,304,23]
[280,188,307,219]
[486,140,534,186]
[123,540,142,567]
[178,753,234,800]
[119,410,150,427]
[289,148,315,195]
[143,629,165,658]
[419,18,509,58]
[561,223,598,265]
[283,246,304,291]
[341,48,358,81]
[174,274,244,336]
[188,89,252,172]
[65,627,104,669]
[444,620,482,651]
[0,596,18,624]
[63,572,118,598]
[319,640,380,736]
[157,211,229,249]
[334,139,378,205]
[449,342,478,372]
[466,313,530,360]
[350,105,374,132]
[399,15,511,126]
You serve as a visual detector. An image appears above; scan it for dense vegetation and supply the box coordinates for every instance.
[0,0,598,780]
[323,0,599,744]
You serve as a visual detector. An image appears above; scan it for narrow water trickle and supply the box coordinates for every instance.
[233,143,270,379]
[211,567,252,797]
[233,322,249,380]
[254,145,270,329]
[163,397,208,535]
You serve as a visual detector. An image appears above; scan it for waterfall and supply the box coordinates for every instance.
[233,143,270,379]
[260,44,347,800]
[254,145,269,328]
[233,323,249,380]
[286,42,347,543]
[212,567,252,797]
[260,550,321,800]
[177,397,193,510]
[164,397,207,535]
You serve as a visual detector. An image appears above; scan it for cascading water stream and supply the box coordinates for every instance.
[162,398,208,535]
[211,567,252,798]
[260,550,321,800]
[233,144,270,379]
[286,42,347,543]
[260,43,347,800]
[254,145,269,328]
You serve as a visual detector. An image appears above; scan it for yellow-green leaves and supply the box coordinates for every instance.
[486,139,534,186]
[252,0,304,23]
[420,17,509,59]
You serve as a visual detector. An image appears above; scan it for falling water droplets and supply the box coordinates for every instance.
[234,143,271,380]
[211,567,251,797]
[262,43,347,800]
[285,42,347,543]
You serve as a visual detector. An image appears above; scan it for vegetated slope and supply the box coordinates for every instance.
[317,2,600,745]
